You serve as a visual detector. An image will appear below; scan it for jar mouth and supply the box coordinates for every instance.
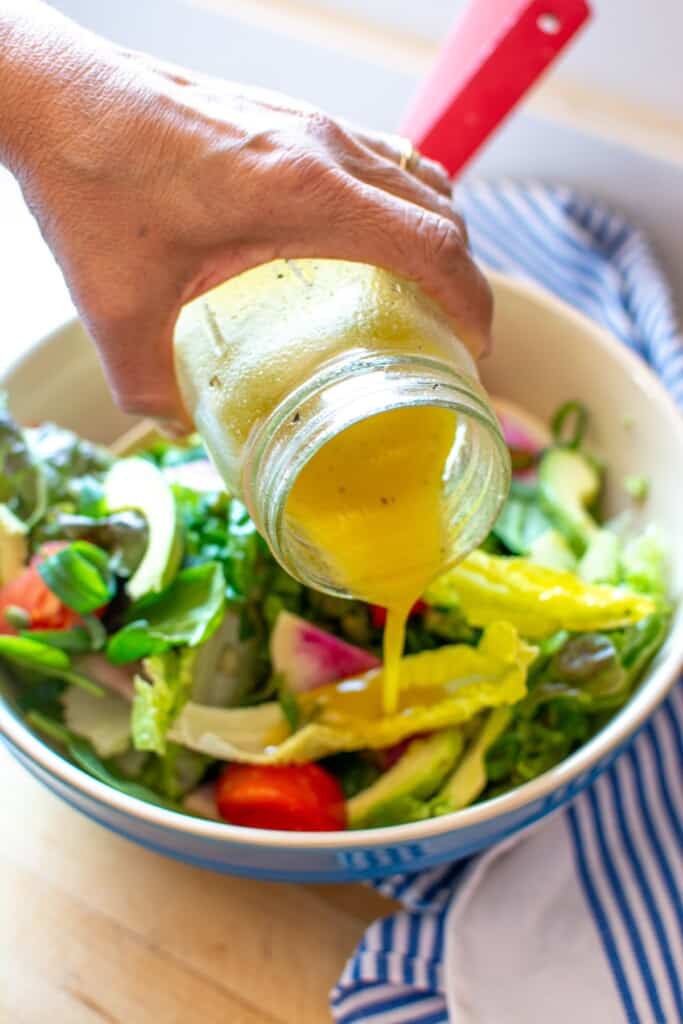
[243,349,510,596]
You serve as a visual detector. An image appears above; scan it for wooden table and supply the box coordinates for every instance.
[1,745,395,1023]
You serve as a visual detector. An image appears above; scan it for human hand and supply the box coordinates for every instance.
[1,5,492,427]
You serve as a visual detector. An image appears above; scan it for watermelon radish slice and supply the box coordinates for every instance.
[492,396,551,452]
[271,611,380,692]
[492,396,551,478]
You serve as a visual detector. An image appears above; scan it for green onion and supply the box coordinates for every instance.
[551,401,589,449]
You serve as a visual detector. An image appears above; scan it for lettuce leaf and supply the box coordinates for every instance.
[427,550,656,638]
[131,648,197,755]
[62,685,131,758]
[168,623,536,763]
[619,526,668,596]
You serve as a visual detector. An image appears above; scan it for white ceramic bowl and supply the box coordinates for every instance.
[2,270,682,882]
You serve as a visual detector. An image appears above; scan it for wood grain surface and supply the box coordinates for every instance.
[1,746,395,1024]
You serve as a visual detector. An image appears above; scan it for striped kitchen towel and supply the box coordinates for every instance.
[331,183,683,1024]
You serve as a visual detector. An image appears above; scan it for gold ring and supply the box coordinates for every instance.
[391,135,419,172]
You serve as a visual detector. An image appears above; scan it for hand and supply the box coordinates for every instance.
[2,8,492,427]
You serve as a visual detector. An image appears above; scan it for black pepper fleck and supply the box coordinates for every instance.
[209,375,220,388]
[292,412,301,424]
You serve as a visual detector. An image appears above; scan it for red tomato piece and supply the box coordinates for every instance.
[216,763,346,832]
[0,542,87,633]
[0,564,82,633]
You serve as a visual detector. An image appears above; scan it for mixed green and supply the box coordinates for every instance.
[0,397,670,830]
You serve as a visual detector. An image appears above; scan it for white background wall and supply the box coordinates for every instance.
[302,0,683,119]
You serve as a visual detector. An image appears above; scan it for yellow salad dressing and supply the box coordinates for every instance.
[285,405,458,713]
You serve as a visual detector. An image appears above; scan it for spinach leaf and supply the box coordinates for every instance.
[0,400,46,526]
[37,541,115,614]
[107,562,225,663]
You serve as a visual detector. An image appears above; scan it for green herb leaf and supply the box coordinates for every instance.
[0,635,103,695]
[37,541,115,614]
[20,626,93,653]
[107,562,225,663]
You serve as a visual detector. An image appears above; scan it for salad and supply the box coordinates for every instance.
[0,397,669,831]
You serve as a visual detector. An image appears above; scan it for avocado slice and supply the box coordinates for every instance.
[347,728,463,829]
[104,458,183,600]
[432,707,511,814]
[538,448,601,551]
[0,504,27,585]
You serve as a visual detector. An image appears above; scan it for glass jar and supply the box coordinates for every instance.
[174,258,510,600]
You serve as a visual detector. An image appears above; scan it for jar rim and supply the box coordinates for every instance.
[242,350,510,595]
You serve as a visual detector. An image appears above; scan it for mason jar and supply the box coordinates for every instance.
[174,258,510,601]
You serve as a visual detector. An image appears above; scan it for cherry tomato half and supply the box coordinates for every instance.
[216,763,346,832]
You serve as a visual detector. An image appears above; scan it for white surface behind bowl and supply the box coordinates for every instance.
[1,269,682,881]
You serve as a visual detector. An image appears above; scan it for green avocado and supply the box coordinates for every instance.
[432,707,512,814]
[538,448,601,551]
[104,458,183,600]
[347,728,463,829]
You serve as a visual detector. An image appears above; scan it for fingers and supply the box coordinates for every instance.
[342,145,466,239]
[251,179,492,359]
[79,286,192,427]
[339,119,452,198]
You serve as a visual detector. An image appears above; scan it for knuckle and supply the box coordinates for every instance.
[424,215,467,267]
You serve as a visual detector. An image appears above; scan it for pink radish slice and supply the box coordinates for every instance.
[164,459,224,493]
[73,654,139,701]
[492,396,551,479]
[271,611,380,693]
[492,396,551,452]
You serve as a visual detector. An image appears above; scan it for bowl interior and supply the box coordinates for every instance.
[2,270,683,848]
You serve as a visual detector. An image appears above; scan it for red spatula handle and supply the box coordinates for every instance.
[400,0,591,177]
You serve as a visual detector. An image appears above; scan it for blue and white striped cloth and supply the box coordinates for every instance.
[331,183,683,1024]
